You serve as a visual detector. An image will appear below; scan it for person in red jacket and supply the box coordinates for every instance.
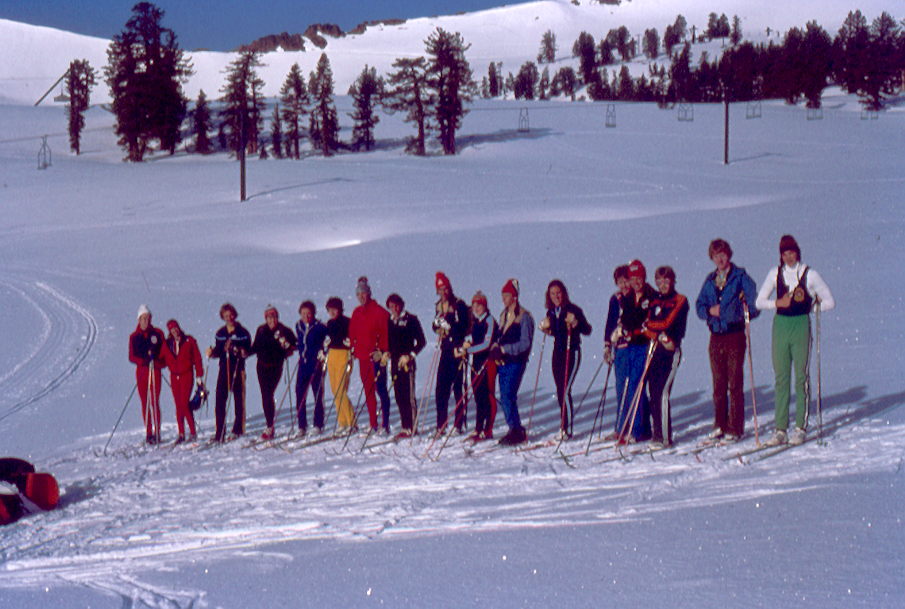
[128,304,170,444]
[163,319,205,444]
[348,276,392,433]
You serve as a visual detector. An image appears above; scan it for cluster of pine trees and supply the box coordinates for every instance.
[482,11,905,111]
[72,4,905,160]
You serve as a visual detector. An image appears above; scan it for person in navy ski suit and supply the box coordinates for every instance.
[295,300,329,435]
[250,304,296,440]
[206,303,252,442]
[458,291,497,440]
[432,272,471,434]
[384,293,426,437]
[539,280,592,439]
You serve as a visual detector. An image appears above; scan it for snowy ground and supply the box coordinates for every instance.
[1,78,904,607]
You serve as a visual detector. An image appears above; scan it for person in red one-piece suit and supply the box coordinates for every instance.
[163,319,205,444]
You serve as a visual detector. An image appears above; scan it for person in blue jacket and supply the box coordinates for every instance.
[695,239,760,442]
[295,300,330,436]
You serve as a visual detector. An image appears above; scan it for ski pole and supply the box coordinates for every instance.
[275,358,300,437]
[575,357,606,418]
[815,297,825,446]
[526,332,547,436]
[412,336,441,444]
[584,363,613,456]
[742,298,760,446]
[100,383,137,456]
[340,363,372,451]
[616,341,656,446]
[432,361,489,460]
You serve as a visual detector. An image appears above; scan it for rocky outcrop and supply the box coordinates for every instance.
[235,32,306,53]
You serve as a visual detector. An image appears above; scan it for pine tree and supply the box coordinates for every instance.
[424,28,474,155]
[310,53,339,156]
[488,62,499,98]
[220,51,266,157]
[643,29,660,59]
[192,89,213,154]
[538,30,557,64]
[279,63,308,159]
[801,22,833,108]
[573,32,597,84]
[730,16,743,46]
[538,67,550,100]
[104,2,192,161]
[384,57,434,156]
[66,59,96,155]
[270,103,283,159]
[550,67,577,100]
[513,62,539,100]
[348,65,383,151]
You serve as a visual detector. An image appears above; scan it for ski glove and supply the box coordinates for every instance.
[489,344,504,362]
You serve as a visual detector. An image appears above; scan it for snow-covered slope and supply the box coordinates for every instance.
[1,0,898,106]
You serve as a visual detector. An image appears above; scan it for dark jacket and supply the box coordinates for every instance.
[129,324,169,369]
[433,297,470,353]
[466,311,496,370]
[210,322,252,374]
[603,291,625,349]
[388,311,427,364]
[326,315,350,350]
[644,289,690,350]
[250,322,296,368]
[544,301,592,354]
[696,264,760,335]
[295,319,329,367]
[619,284,658,347]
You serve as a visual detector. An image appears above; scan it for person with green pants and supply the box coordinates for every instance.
[756,235,835,446]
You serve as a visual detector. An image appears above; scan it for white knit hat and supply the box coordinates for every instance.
[137,304,151,319]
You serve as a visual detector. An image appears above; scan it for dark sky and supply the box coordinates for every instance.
[0,0,534,51]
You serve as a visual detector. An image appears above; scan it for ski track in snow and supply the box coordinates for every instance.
[0,275,98,423]
[1,390,902,600]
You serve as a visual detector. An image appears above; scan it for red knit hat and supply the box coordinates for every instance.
[435,271,451,291]
[502,278,519,298]
[264,304,278,319]
[471,291,488,306]
[627,260,646,280]
[166,319,181,332]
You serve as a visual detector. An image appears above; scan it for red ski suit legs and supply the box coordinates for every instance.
[170,371,196,437]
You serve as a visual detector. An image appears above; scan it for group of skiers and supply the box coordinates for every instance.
[127,234,834,450]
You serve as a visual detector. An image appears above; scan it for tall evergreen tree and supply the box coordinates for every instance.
[513,61,539,100]
[104,2,192,161]
[270,103,283,159]
[220,51,266,156]
[643,29,660,59]
[730,16,743,46]
[488,62,500,98]
[425,28,474,155]
[801,22,833,108]
[348,65,383,151]
[192,89,213,154]
[310,53,339,157]
[538,30,557,64]
[384,57,434,156]
[66,59,96,155]
[550,66,578,100]
[573,31,597,84]
[279,63,308,159]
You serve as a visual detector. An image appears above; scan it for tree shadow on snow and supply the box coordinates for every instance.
[456,128,555,153]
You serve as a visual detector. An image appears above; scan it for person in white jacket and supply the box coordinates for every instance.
[755,235,835,446]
